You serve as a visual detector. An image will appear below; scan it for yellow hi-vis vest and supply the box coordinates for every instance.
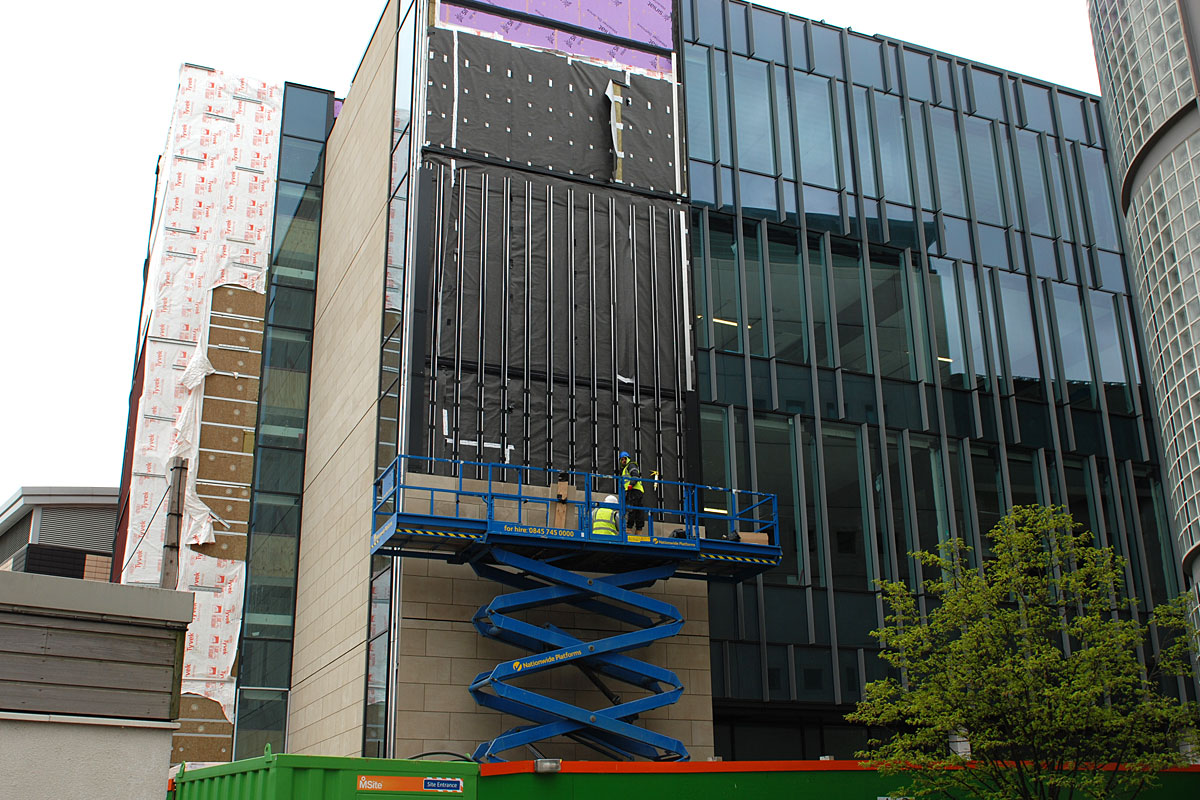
[621,461,644,493]
[591,507,619,536]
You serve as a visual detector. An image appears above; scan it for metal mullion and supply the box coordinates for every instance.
[670,212,689,477]
[474,174,489,462]
[609,196,622,460]
[588,192,599,468]
[522,180,533,466]
[959,437,985,562]
[809,417,841,704]
[898,429,924,595]
[858,422,885,602]
[756,573,769,703]
[500,177,512,459]
[567,187,577,469]
[734,212,754,406]
[1122,461,1158,615]
[545,184,555,467]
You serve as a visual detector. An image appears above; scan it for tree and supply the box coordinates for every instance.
[847,505,1199,800]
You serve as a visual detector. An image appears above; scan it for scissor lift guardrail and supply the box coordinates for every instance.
[371,455,782,762]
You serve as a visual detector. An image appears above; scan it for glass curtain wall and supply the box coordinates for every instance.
[365,0,422,758]
[682,0,1179,759]
[233,84,335,759]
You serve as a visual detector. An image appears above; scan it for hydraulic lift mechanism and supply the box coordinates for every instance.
[372,455,782,763]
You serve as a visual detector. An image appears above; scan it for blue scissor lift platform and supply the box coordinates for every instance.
[372,456,782,763]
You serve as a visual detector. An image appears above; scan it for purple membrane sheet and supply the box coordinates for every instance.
[440,2,672,73]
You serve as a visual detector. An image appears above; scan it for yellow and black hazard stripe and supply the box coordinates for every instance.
[699,553,779,565]
[395,528,481,540]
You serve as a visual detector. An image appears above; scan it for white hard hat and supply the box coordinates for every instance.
[604,495,618,504]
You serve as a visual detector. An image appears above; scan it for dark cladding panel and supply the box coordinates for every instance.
[416,157,688,479]
[425,29,680,192]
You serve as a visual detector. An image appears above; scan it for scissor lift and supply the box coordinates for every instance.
[372,455,781,763]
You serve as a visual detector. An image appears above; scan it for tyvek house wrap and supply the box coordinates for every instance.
[123,65,282,721]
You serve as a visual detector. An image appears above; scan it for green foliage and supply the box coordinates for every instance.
[847,505,1199,800]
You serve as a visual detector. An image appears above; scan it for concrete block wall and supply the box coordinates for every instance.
[392,555,715,761]
[288,0,398,757]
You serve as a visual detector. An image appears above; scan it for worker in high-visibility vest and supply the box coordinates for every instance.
[591,495,620,537]
[618,451,646,532]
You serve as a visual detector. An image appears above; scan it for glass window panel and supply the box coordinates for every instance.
[685,45,715,162]
[778,362,812,414]
[1021,82,1055,132]
[810,25,844,78]
[909,433,950,557]
[255,446,305,496]
[281,87,330,140]
[363,634,389,757]
[1016,131,1052,236]
[903,50,933,102]
[972,445,1006,543]
[691,159,716,205]
[710,214,743,352]
[1046,138,1074,241]
[716,353,748,407]
[789,17,809,69]
[739,171,777,215]
[251,493,302,537]
[1079,146,1120,250]
[774,66,794,180]
[942,216,973,262]
[728,1,749,55]
[802,184,840,233]
[1063,457,1099,536]
[887,203,918,251]
[875,94,912,205]
[266,285,315,330]
[836,84,856,193]
[1027,235,1056,278]
[240,638,292,689]
[930,108,967,216]
[808,234,834,367]
[1059,93,1089,140]
[743,220,769,356]
[279,137,325,185]
[691,209,710,349]
[234,689,287,761]
[852,87,878,197]
[970,68,1005,119]
[909,101,934,208]
[753,8,786,62]
[979,270,1004,385]
[260,332,313,448]
[927,258,967,388]
[1091,289,1132,413]
[768,224,806,362]
[733,56,775,174]
[756,415,800,582]
[822,424,869,589]
[272,181,322,288]
[700,407,732,529]
[794,74,839,188]
[830,240,870,372]
[869,247,915,380]
[977,224,1010,269]
[1052,282,1095,407]
[960,263,989,389]
[848,35,884,86]
[964,117,1005,225]
[394,6,417,140]
[1096,250,1127,291]
[936,58,956,107]
[711,56,734,165]
[997,271,1041,398]
[696,0,726,47]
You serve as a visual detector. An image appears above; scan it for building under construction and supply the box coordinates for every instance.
[114,0,1189,765]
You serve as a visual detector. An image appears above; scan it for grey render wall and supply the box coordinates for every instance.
[288,0,397,756]
[0,715,176,800]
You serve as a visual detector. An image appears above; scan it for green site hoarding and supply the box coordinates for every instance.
[170,755,1200,800]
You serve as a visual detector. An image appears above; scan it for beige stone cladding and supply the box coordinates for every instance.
[288,0,398,756]
[391,529,715,761]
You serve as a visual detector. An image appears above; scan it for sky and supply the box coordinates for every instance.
[0,0,1100,503]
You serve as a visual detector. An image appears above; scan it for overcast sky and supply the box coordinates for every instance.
[0,0,1099,502]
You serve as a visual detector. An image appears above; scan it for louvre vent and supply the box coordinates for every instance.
[37,507,117,554]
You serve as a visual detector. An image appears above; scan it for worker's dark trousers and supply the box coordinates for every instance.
[626,489,646,531]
